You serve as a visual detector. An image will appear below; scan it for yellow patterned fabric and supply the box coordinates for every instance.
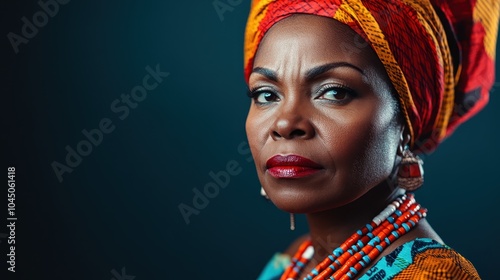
[391,248,480,279]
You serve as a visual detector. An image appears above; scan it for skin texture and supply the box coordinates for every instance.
[245,14,442,278]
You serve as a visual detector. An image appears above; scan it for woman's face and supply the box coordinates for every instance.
[245,14,403,214]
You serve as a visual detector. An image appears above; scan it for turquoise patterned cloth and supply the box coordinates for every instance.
[257,238,447,280]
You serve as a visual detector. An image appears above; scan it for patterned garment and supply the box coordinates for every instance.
[257,238,480,279]
[244,0,499,153]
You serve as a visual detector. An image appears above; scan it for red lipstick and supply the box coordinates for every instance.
[266,155,323,178]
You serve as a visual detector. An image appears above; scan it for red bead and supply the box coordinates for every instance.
[315,267,333,279]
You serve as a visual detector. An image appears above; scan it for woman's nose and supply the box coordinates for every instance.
[270,104,315,140]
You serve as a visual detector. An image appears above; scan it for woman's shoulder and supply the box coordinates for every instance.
[360,238,480,280]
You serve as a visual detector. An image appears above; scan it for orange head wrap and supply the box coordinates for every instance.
[244,0,499,153]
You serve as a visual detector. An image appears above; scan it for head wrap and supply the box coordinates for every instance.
[244,0,499,153]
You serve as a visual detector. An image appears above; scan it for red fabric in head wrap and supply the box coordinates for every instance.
[244,0,499,153]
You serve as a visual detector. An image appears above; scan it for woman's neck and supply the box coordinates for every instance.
[305,184,405,264]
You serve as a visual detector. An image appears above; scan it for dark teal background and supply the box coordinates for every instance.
[3,1,499,279]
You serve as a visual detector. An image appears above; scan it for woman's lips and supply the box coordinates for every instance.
[266,155,323,178]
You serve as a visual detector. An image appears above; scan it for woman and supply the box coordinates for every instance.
[243,0,499,279]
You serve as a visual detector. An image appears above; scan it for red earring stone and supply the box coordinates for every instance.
[397,149,424,191]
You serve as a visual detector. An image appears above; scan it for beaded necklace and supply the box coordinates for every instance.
[280,194,426,280]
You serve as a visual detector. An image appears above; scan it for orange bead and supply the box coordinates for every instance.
[314,267,333,279]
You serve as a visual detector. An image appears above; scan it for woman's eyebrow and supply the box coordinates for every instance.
[305,62,365,80]
[251,62,364,82]
[251,67,278,81]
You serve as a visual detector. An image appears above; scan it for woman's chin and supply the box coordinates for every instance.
[267,194,338,214]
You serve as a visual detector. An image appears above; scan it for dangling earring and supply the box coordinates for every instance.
[397,147,424,191]
[260,186,269,199]
[290,213,295,231]
[260,187,295,230]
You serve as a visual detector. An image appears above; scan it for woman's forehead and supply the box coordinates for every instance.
[253,14,380,71]
[252,14,384,82]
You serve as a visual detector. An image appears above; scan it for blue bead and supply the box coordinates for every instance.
[333,248,343,257]
[402,223,410,231]
[376,245,383,252]
[395,210,402,216]
[311,268,318,275]
[367,224,373,231]
[368,238,378,246]
[388,217,394,223]
[350,267,358,274]
[392,231,399,238]
[329,255,335,261]
[357,240,364,247]
[363,255,371,263]
[357,230,363,235]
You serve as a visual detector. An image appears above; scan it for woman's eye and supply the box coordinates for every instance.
[322,88,346,100]
[254,91,279,104]
[317,85,355,103]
